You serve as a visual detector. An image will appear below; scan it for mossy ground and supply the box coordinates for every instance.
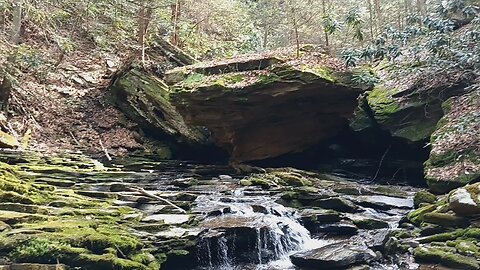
[0,156,162,270]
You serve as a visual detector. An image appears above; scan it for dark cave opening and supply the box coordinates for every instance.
[251,126,431,187]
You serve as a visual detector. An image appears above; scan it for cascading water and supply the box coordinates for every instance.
[194,188,330,270]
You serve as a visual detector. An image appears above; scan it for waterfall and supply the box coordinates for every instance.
[194,190,328,269]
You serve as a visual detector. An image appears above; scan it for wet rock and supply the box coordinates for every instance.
[315,222,359,236]
[142,214,190,225]
[353,195,413,210]
[171,178,198,188]
[449,186,480,216]
[175,193,197,202]
[205,207,231,217]
[312,197,359,213]
[299,208,342,223]
[75,190,117,199]
[251,205,269,214]
[155,227,202,239]
[359,229,390,251]
[350,216,389,230]
[414,246,480,270]
[218,175,233,181]
[34,178,75,187]
[422,212,470,228]
[110,182,131,192]
[1,264,66,270]
[414,191,437,208]
[291,242,378,269]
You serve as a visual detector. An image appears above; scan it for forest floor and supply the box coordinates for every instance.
[1,24,144,158]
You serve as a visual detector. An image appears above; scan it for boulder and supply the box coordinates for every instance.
[168,53,368,162]
[108,67,208,145]
[448,185,480,216]
[0,131,18,149]
[290,242,378,269]
[351,70,476,144]
[425,90,480,193]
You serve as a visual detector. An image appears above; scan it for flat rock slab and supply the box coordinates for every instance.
[0,210,47,225]
[142,214,190,224]
[0,264,66,270]
[156,227,202,239]
[291,242,378,269]
[353,195,413,210]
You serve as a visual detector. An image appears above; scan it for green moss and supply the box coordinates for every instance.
[419,229,466,243]
[414,246,479,270]
[302,66,337,82]
[455,240,479,255]
[272,171,313,187]
[367,86,401,123]
[352,218,389,230]
[77,253,148,270]
[407,204,437,225]
[422,212,470,228]
[414,191,437,208]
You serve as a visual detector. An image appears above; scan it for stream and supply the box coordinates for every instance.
[0,151,424,269]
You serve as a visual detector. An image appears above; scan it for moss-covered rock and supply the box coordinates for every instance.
[108,66,208,147]
[168,52,368,162]
[414,191,437,208]
[0,160,158,270]
[414,246,479,270]
[425,90,480,193]
[0,130,19,149]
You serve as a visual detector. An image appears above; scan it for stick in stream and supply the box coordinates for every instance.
[129,187,187,214]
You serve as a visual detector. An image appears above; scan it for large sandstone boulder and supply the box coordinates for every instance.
[108,66,208,145]
[351,70,476,143]
[425,89,480,193]
[448,184,480,216]
[167,52,368,162]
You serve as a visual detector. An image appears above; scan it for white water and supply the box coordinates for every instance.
[194,189,331,270]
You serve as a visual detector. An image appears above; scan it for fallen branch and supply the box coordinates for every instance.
[99,139,112,161]
[129,187,187,214]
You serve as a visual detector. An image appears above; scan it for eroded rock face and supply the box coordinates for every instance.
[108,67,208,145]
[351,71,476,144]
[168,54,368,162]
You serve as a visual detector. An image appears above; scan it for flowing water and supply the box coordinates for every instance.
[194,189,333,269]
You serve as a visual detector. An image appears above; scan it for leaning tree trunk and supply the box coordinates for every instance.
[10,0,23,44]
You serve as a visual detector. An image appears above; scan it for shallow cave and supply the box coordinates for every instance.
[251,126,431,187]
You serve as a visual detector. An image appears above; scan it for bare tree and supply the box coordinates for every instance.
[10,0,23,44]
[137,0,153,62]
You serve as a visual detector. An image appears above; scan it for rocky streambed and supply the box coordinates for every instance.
[5,149,469,270]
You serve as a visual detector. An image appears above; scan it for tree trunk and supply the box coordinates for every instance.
[366,0,374,39]
[416,0,427,16]
[170,0,182,46]
[322,0,330,51]
[137,1,153,62]
[263,27,269,49]
[373,0,383,33]
[10,0,23,44]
